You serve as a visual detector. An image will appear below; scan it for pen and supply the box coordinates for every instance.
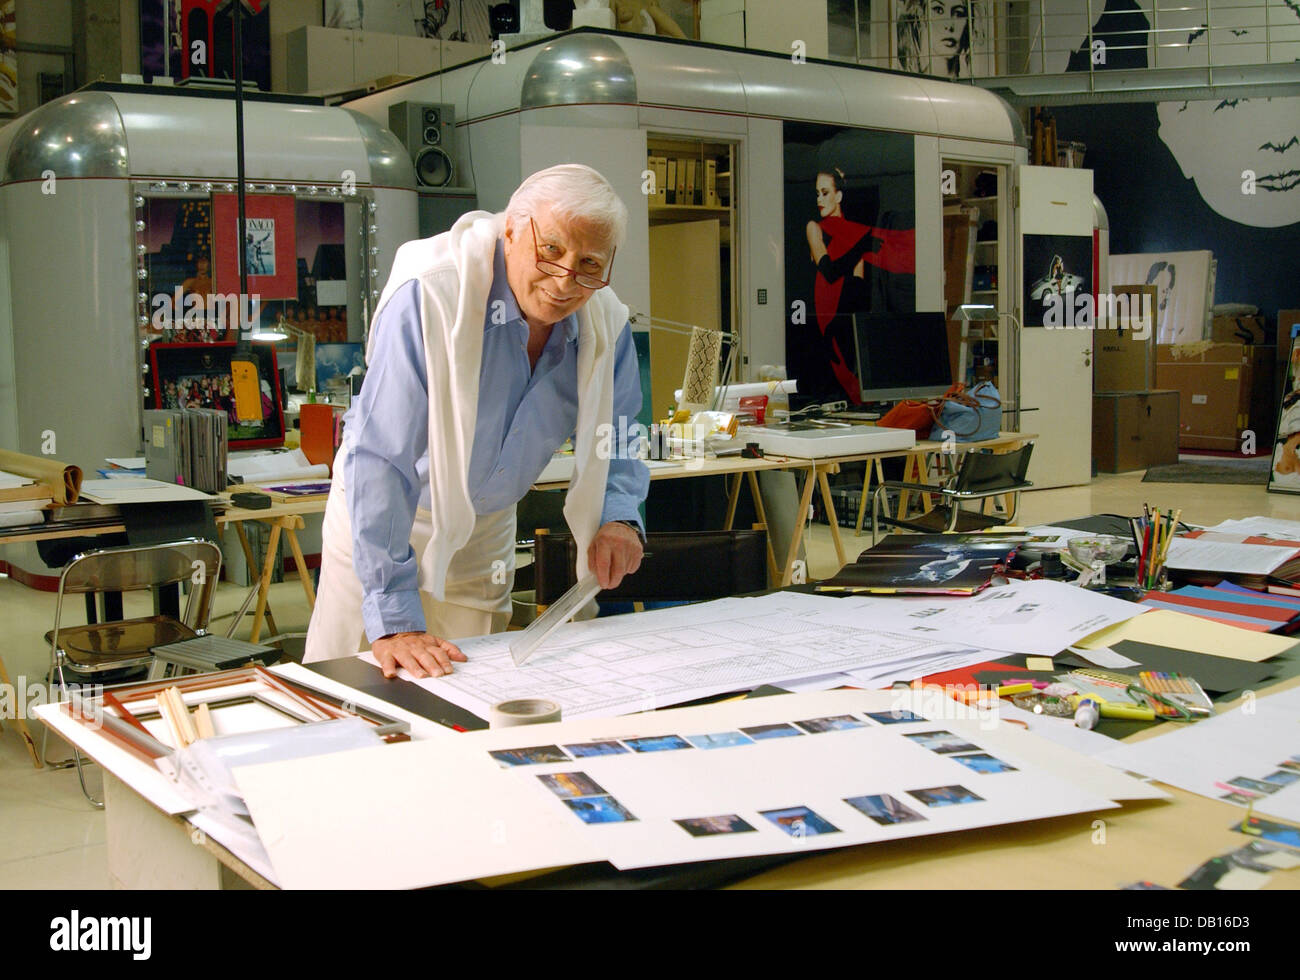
[1069,695,1156,722]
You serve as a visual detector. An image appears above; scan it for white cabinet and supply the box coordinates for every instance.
[282,26,488,94]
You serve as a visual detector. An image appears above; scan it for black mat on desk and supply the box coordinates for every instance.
[121,501,219,546]
[1055,643,1284,694]
[305,656,489,731]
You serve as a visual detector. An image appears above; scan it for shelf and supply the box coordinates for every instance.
[975,239,999,247]
[971,289,998,296]
[964,195,998,204]
[649,204,730,220]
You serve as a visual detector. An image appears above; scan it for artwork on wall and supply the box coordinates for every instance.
[149,341,286,448]
[1109,250,1214,345]
[892,0,995,80]
[1021,234,1094,328]
[0,1,15,115]
[324,0,494,43]
[139,1,272,92]
[784,123,916,405]
[1269,335,1300,494]
[212,193,299,301]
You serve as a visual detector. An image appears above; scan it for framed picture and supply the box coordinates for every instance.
[315,342,365,391]
[1268,334,1300,495]
[149,341,286,449]
[212,193,299,301]
[1022,234,1094,328]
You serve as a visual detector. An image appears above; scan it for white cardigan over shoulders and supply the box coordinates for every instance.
[367,210,628,600]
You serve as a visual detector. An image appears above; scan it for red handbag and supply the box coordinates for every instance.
[879,384,982,437]
[878,398,940,434]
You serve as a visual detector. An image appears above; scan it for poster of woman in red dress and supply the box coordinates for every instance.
[786,125,917,405]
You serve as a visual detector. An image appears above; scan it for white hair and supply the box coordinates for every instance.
[504,164,628,252]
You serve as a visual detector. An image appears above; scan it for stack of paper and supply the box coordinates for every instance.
[228,449,328,484]
[233,689,1160,889]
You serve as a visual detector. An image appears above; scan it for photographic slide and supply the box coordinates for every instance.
[865,709,923,725]
[1221,792,1258,805]
[565,740,629,758]
[488,745,570,767]
[843,794,927,827]
[794,715,868,734]
[1237,816,1300,850]
[950,753,1019,775]
[1264,770,1300,787]
[1228,776,1281,795]
[904,730,982,755]
[675,814,758,838]
[741,723,805,741]
[625,734,693,753]
[537,772,607,800]
[907,785,985,808]
[565,795,638,825]
[1279,759,1300,773]
[760,806,841,838]
[685,731,755,750]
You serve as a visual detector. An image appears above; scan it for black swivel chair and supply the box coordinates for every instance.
[870,443,1035,544]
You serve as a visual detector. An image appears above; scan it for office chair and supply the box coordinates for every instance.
[532,528,770,611]
[870,443,1034,544]
[40,538,222,806]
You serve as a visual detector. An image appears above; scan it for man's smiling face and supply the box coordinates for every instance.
[503,206,612,329]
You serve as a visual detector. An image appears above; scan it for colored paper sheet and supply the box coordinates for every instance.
[1076,609,1299,663]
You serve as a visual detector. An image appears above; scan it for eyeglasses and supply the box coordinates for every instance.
[530,217,615,290]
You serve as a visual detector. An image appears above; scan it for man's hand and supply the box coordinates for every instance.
[371,632,467,679]
[588,521,644,590]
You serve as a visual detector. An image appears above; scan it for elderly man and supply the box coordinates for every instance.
[304,164,649,678]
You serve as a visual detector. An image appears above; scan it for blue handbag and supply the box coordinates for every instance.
[928,381,1002,442]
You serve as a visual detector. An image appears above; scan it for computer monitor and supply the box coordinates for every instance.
[852,311,952,402]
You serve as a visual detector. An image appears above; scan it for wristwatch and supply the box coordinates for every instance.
[614,519,646,544]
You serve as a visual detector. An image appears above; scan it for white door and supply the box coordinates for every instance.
[1017,165,1095,489]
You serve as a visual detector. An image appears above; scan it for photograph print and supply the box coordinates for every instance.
[784,123,916,405]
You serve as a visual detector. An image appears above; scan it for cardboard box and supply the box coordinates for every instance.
[1211,314,1266,345]
[1092,390,1180,472]
[1155,343,1274,451]
[1095,284,1157,392]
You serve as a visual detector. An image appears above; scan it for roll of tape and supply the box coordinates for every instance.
[490,698,562,728]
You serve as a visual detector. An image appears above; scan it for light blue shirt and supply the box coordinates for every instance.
[342,241,648,642]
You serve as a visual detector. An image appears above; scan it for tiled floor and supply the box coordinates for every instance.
[2,468,1297,888]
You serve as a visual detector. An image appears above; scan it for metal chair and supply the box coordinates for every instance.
[870,443,1034,544]
[40,538,222,806]
[533,528,770,611]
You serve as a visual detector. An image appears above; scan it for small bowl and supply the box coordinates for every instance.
[1067,535,1130,565]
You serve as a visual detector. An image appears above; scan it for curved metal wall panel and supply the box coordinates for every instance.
[520,33,637,108]
[831,70,938,135]
[343,109,417,189]
[111,95,372,183]
[3,92,129,182]
[909,78,1018,144]
[602,37,746,114]
[717,51,848,125]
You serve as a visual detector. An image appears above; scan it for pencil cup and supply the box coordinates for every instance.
[490,698,562,728]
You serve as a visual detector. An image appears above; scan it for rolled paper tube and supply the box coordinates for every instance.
[0,448,82,504]
[490,698,562,728]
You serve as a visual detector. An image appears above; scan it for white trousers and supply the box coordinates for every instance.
[303,461,515,663]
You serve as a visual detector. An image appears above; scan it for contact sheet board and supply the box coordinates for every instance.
[233,690,1142,888]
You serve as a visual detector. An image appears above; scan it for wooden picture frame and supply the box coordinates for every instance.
[64,666,410,763]
[1268,333,1300,495]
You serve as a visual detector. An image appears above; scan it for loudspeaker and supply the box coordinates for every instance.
[489,3,519,37]
[388,101,458,189]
